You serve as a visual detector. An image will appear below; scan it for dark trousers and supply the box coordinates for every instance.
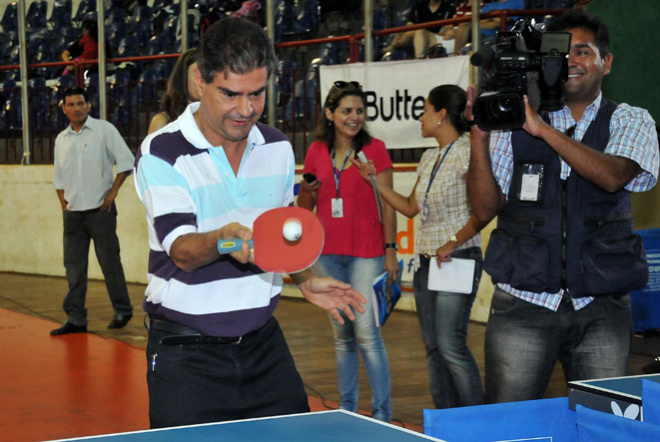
[146,316,310,428]
[62,204,132,326]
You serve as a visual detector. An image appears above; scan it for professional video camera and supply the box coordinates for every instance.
[470,19,572,131]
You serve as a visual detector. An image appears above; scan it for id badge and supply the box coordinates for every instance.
[331,198,344,218]
[520,174,540,201]
[420,201,429,223]
[516,163,544,203]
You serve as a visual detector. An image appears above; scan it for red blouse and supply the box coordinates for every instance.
[302,137,393,258]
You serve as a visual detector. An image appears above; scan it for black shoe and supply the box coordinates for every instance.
[51,322,87,336]
[108,313,133,329]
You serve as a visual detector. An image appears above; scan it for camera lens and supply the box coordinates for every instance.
[498,99,514,113]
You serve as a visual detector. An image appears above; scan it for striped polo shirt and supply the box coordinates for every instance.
[134,102,295,337]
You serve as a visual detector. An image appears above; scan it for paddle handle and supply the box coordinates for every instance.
[217,239,254,254]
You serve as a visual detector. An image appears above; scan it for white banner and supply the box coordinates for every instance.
[319,56,471,150]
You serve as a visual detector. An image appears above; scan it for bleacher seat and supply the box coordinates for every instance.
[81,11,97,23]
[53,73,75,103]
[151,0,174,11]
[26,12,47,31]
[48,0,72,31]
[73,0,96,24]
[107,20,127,53]
[138,68,158,104]
[27,0,48,17]
[4,30,18,44]
[151,58,174,80]
[1,82,22,131]
[1,1,18,32]
[117,35,140,59]
[297,0,319,33]
[174,30,199,53]
[109,69,135,126]
[33,49,59,80]
[105,7,127,26]
[134,18,154,52]
[28,77,49,129]
[28,28,52,51]
[0,32,11,63]
[8,45,20,65]
[277,59,296,96]
[275,0,298,39]
[146,34,166,56]
[85,72,100,117]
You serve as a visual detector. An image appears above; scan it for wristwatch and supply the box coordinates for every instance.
[385,242,398,251]
[450,235,459,244]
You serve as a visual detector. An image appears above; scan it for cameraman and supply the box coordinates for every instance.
[466,9,659,403]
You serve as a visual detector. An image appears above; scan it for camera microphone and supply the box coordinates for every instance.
[470,43,496,67]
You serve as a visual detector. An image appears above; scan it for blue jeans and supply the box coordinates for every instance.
[315,254,391,422]
[413,247,484,409]
[485,287,633,403]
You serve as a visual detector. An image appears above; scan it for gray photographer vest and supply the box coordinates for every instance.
[483,99,648,297]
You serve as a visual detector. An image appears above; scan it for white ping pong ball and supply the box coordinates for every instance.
[283,218,303,241]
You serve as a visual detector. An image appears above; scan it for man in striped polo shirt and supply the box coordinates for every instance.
[134,18,366,428]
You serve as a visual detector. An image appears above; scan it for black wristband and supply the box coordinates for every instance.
[385,243,398,251]
[467,119,478,126]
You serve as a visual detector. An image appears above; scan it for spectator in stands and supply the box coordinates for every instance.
[384,0,457,58]
[353,85,486,409]
[51,87,135,336]
[134,17,366,428]
[466,9,659,403]
[441,1,484,54]
[147,48,200,134]
[297,80,398,422]
[61,19,103,76]
[452,0,524,54]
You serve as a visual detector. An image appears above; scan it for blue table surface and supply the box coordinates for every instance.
[572,374,660,397]
[48,410,443,442]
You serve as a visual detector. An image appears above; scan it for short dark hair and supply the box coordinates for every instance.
[427,85,469,134]
[63,87,87,103]
[313,81,372,154]
[198,17,278,83]
[547,9,610,57]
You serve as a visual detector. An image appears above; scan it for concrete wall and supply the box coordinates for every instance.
[0,164,496,322]
[0,165,149,283]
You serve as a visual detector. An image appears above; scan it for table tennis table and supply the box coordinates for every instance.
[568,373,660,421]
[45,409,446,442]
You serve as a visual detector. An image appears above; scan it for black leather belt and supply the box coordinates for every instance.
[146,315,242,345]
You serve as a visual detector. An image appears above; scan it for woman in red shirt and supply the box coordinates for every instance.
[61,20,99,75]
[298,81,399,422]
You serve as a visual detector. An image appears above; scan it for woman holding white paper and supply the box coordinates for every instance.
[353,84,486,409]
[297,81,399,422]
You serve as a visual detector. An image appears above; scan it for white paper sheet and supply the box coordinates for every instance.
[428,257,476,294]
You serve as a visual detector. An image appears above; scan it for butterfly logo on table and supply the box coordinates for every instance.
[611,401,640,420]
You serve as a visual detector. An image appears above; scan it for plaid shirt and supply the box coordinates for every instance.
[414,133,479,270]
[489,93,659,311]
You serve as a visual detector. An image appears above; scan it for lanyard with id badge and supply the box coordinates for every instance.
[331,147,354,218]
[420,141,455,223]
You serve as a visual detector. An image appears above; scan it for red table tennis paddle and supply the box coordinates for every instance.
[217,206,324,274]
